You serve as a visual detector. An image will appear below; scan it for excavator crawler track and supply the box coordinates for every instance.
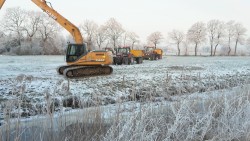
[57,65,77,75]
[63,66,113,78]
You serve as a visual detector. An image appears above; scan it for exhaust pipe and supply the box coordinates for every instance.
[0,0,6,9]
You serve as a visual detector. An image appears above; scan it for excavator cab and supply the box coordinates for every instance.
[66,43,87,62]
[117,47,130,54]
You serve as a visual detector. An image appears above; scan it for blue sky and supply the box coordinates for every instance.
[0,0,249,42]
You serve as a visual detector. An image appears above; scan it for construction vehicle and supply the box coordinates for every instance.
[130,49,144,64]
[114,46,143,65]
[104,47,117,64]
[0,0,113,78]
[104,47,116,55]
[143,46,163,60]
[114,47,133,65]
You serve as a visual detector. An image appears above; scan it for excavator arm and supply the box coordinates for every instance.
[31,0,83,44]
[0,0,5,9]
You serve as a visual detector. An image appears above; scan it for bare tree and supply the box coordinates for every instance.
[233,23,247,56]
[120,31,140,49]
[247,37,250,47]
[182,38,190,56]
[207,20,217,56]
[168,30,184,56]
[38,14,61,54]
[0,30,6,53]
[38,14,61,42]
[247,37,250,54]
[121,31,129,47]
[147,31,163,48]
[105,18,124,49]
[207,20,225,56]
[23,11,42,41]
[225,21,235,56]
[213,22,225,56]
[187,22,207,56]
[1,7,26,46]
[79,20,98,50]
[95,25,108,49]
[127,32,139,49]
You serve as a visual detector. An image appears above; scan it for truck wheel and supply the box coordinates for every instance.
[139,57,143,64]
[150,54,155,61]
[124,57,129,65]
[136,58,139,64]
[155,55,159,60]
[129,57,134,65]
[115,58,120,65]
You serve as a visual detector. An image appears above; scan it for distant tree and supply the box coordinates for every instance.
[0,31,6,53]
[247,38,250,47]
[121,31,129,47]
[79,20,98,50]
[225,21,235,55]
[233,23,247,56]
[247,37,250,54]
[168,30,184,56]
[38,14,61,54]
[95,25,108,49]
[120,31,139,48]
[105,18,124,49]
[127,32,139,49]
[23,11,41,41]
[147,31,163,48]
[1,7,26,46]
[187,22,207,56]
[38,14,61,42]
[182,37,190,56]
[213,22,225,56]
[207,20,225,56]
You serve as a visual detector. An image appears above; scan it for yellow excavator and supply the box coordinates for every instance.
[0,0,113,78]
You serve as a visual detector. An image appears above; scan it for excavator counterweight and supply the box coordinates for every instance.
[0,0,113,78]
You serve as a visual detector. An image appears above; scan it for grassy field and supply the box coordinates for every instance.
[0,56,250,140]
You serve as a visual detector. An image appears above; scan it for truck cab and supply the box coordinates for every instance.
[114,47,134,65]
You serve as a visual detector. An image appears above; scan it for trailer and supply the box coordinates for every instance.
[131,49,144,64]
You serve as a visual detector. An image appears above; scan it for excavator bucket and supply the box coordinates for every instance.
[0,0,5,9]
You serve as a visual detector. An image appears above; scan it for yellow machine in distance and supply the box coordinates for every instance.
[0,0,113,78]
[144,46,163,60]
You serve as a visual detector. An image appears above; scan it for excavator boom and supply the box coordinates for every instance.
[31,0,83,44]
[0,0,5,9]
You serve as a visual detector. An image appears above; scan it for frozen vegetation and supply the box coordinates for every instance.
[0,55,250,140]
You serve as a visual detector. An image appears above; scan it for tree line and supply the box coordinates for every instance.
[168,20,249,56]
[0,7,64,55]
[0,7,249,56]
